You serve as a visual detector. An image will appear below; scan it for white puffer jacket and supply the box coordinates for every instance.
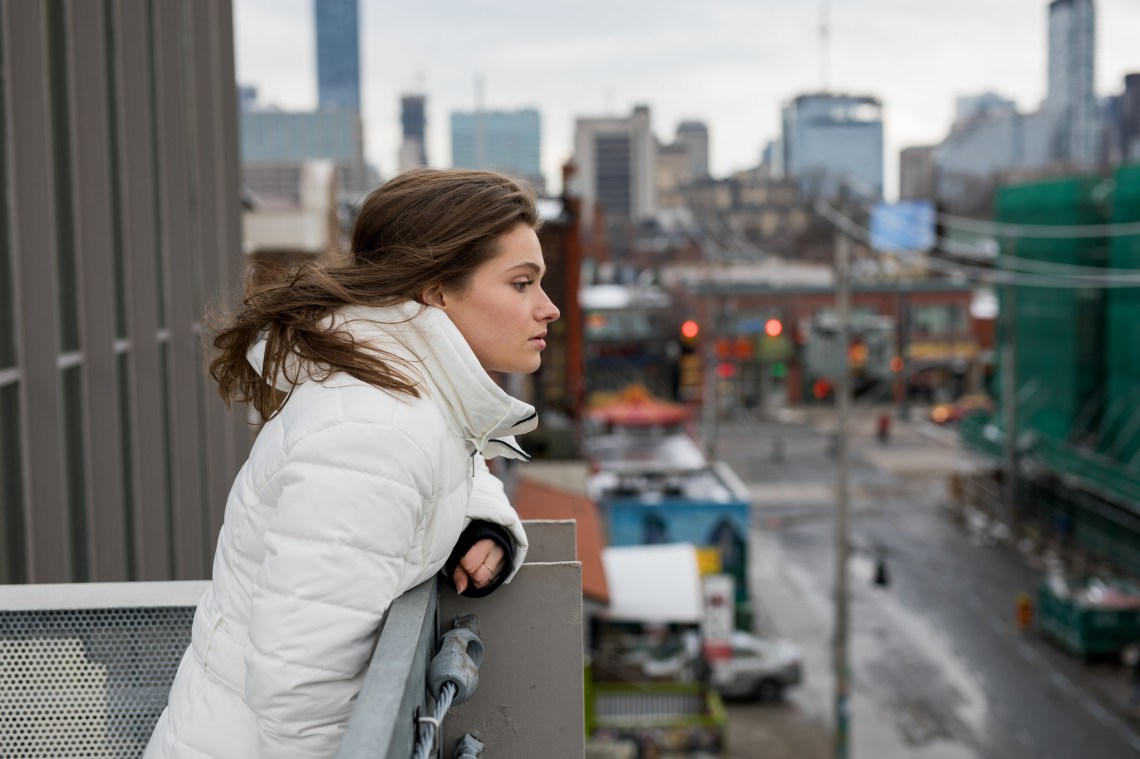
[145,301,534,758]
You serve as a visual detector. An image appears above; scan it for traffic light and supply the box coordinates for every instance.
[716,362,736,379]
[764,318,783,338]
[681,320,700,340]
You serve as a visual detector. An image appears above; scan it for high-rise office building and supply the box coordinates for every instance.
[932,105,1054,210]
[955,92,1017,125]
[241,110,363,163]
[451,108,542,191]
[1046,0,1100,167]
[0,0,248,584]
[315,0,361,112]
[238,84,258,111]
[240,108,368,201]
[899,146,937,200]
[780,93,883,199]
[655,141,692,209]
[573,105,657,227]
[1122,73,1140,162]
[242,0,370,202]
[675,121,710,179]
[1108,73,1140,164]
[400,94,428,168]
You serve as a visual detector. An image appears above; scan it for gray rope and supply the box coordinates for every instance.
[412,615,485,758]
[411,681,456,759]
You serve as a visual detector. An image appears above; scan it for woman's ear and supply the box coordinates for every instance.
[421,284,446,309]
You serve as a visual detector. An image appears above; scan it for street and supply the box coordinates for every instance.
[714,407,1140,759]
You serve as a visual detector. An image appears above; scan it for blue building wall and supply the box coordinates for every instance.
[240,110,361,163]
[451,109,542,186]
[601,497,750,601]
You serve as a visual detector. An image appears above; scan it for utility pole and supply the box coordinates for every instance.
[833,229,852,759]
[1000,276,1018,533]
[897,288,910,421]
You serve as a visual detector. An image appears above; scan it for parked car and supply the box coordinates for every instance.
[709,631,803,701]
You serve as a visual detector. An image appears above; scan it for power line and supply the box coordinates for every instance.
[840,172,1140,239]
[816,201,1140,289]
[940,237,1140,277]
[874,207,1140,278]
[938,208,1140,240]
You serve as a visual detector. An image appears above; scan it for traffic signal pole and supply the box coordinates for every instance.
[834,230,852,759]
[702,309,719,460]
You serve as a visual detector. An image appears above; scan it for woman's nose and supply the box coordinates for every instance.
[539,290,560,322]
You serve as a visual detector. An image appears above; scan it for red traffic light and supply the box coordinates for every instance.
[681,320,700,340]
[764,318,783,337]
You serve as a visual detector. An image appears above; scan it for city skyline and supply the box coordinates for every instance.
[235,0,1140,199]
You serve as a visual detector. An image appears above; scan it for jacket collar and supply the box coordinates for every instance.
[246,301,537,461]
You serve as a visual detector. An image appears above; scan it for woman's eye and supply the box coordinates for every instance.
[513,280,534,292]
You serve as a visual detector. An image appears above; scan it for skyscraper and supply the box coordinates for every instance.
[1121,74,1140,162]
[451,108,542,191]
[573,105,657,225]
[899,146,936,200]
[780,93,883,199]
[675,121,710,179]
[400,94,428,168]
[315,0,360,112]
[242,0,370,202]
[1046,0,1099,167]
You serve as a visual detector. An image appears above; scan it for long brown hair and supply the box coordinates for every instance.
[210,168,540,418]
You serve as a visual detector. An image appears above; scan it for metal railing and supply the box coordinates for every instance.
[0,520,585,759]
[0,580,208,759]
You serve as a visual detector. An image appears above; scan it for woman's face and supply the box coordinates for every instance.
[430,224,560,374]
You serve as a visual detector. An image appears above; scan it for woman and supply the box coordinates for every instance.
[145,168,559,758]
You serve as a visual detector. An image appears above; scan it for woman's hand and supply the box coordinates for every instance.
[452,537,506,595]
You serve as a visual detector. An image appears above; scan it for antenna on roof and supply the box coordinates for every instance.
[475,75,486,169]
[819,0,830,93]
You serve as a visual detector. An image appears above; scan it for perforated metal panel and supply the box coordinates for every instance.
[0,605,194,759]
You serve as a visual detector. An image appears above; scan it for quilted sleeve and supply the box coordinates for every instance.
[244,421,431,757]
[465,454,528,582]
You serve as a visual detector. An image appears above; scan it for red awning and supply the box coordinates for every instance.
[587,384,689,428]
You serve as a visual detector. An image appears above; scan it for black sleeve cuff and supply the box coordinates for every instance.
[443,520,516,598]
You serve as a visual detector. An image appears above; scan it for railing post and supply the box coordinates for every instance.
[440,521,584,757]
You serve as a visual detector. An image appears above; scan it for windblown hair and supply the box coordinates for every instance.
[210,168,540,419]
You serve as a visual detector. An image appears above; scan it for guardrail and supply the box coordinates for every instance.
[0,520,585,759]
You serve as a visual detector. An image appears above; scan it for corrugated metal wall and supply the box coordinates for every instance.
[0,0,249,584]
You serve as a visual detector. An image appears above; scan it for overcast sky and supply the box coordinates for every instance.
[234,0,1140,199]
